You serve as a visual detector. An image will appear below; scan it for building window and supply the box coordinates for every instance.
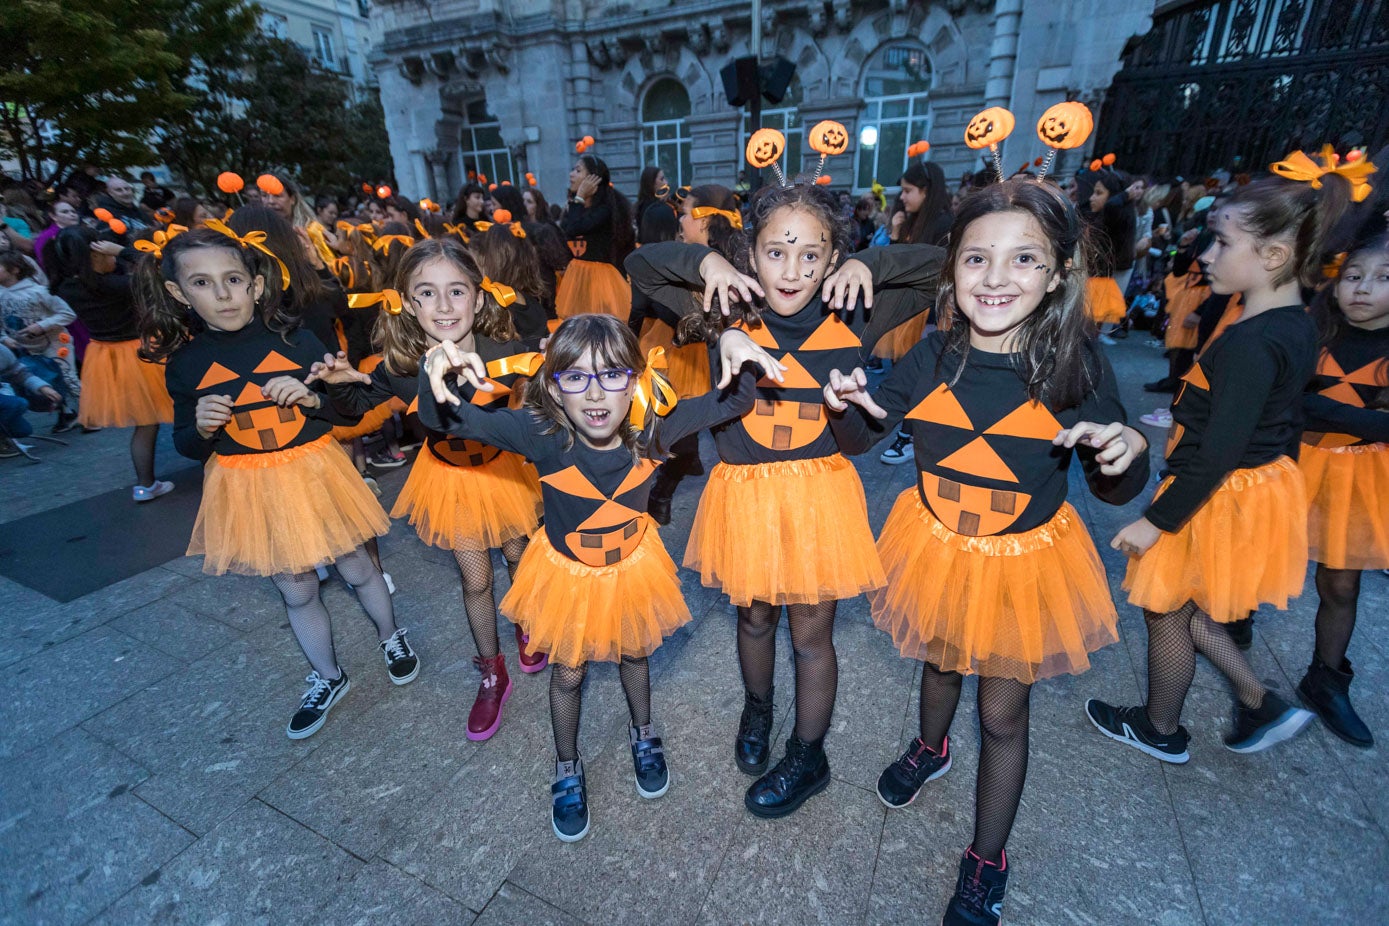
[740,79,804,178]
[855,42,933,192]
[312,27,336,69]
[459,100,516,187]
[640,78,692,188]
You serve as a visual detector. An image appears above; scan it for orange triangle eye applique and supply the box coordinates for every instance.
[905,383,974,430]
[1180,362,1210,391]
[407,395,420,415]
[761,353,821,389]
[1341,359,1388,387]
[799,314,861,351]
[252,350,301,374]
[736,321,780,350]
[1318,382,1365,407]
[936,436,1019,484]
[1317,352,1347,379]
[984,401,1064,441]
[196,361,240,390]
[470,379,512,406]
[539,465,607,501]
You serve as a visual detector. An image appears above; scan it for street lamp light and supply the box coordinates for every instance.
[860,125,879,148]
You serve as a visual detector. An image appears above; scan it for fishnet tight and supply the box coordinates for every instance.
[735,599,839,742]
[452,537,528,658]
[1143,600,1267,735]
[548,655,652,761]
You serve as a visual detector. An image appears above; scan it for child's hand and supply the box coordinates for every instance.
[423,339,492,406]
[304,351,371,386]
[1053,421,1147,475]
[820,258,874,311]
[261,375,319,409]
[195,393,234,437]
[1112,516,1162,557]
[715,329,786,387]
[699,252,764,316]
[823,367,887,419]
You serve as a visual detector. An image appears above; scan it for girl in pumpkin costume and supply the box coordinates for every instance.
[555,154,634,322]
[826,179,1149,926]
[137,226,418,741]
[416,313,781,842]
[310,237,546,743]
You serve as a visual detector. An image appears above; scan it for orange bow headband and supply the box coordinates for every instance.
[442,223,471,242]
[1270,145,1376,203]
[629,347,678,429]
[690,206,743,230]
[202,218,291,288]
[132,224,190,260]
[487,210,527,238]
[480,276,517,307]
[346,289,405,315]
[372,234,415,254]
[486,352,544,378]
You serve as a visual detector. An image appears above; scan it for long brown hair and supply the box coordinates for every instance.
[470,223,544,300]
[227,205,330,309]
[1224,172,1351,289]
[379,237,517,377]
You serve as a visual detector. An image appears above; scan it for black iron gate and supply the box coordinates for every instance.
[1097,0,1389,178]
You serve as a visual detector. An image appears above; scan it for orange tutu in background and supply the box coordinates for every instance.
[1299,442,1389,570]
[77,339,173,427]
[685,454,885,606]
[330,355,408,441]
[555,259,631,322]
[190,435,390,576]
[1124,457,1307,622]
[638,318,711,399]
[871,315,928,361]
[391,447,542,550]
[1162,274,1206,351]
[1087,277,1127,325]
[871,493,1118,683]
[501,517,690,667]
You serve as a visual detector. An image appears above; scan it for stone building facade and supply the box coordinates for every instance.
[369,0,1158,202]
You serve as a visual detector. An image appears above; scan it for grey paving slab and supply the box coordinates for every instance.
[109,597,243,663]
[312,859,476,925]
[92,799,362,925]
[0,729,194,926]
[161,572,289,633]
[474,882,588,926]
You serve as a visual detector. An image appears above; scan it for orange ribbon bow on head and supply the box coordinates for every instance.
[480,276,517,307]
[413,219,433,240]
[132,224,190,260]
[372,234,415,254]
[690,206,743,230]
[486,352,545,378]
[346,289,405,315]
[1270,145,1377,202]
[628,347,678,429]
[203,218,292,288]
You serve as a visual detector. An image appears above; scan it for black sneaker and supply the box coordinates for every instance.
[380,628,419,685]
[551,758,590,842]
[368,449,406,469]
[629,723,670,798]
[879,433,914,465]
[1085,699,1190,763]
[53,408,80,433]
[0,438,19,459]
[1224,691,1313,754]
[1225,616,1254,650]
[942,846,1008,926]
[877,735,952,808]
[286,670,350,739]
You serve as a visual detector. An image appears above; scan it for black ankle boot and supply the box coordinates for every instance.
[735,688,775,775]
[744,734,830,818]
[647,467,679,526]
[1299,656,1373,748]
[1225,616,1254,649]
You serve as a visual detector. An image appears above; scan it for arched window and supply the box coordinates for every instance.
[855,42,933,191]
[740,78,804,178]
[459,99,516,186]
[641,78,692,187]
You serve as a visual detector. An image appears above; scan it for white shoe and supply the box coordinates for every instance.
[1098,334,1119,346]
[879,434,915,465]
[383,572,396,595]
[132,480,174,502]
[1140,409,1173,428]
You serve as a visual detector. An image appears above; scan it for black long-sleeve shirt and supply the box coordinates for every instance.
[56,271,139,342]
[164,319,357,462]
[415,366,757,564]
[1301,325,1389,447]
[830,332,1148,536]
[561,200,618,266]
[1149,304,1317,531]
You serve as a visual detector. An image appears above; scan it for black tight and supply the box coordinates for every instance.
[453,537,528,658]
[131,424,159,486]
[1313,565,1360,667]
[918,663,1032,863]
[271,544,397,679]
[735,599,839,742]
[1143,601,1266,735]
[548,654,651,761]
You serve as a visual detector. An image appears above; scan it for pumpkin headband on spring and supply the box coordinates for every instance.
[476,210,526,238]
[1271,145,1376,202]
[690,206,743,229]
[202,218,292,289]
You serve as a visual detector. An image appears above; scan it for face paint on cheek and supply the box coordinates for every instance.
[804,270,816,279]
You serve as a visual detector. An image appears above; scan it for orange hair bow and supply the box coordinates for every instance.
[690,206,743,230]
[628,347,678,429]
[443,223,470,242]
[372,234,415,253]
[1270,145,1377,202]
[132,224,189,260]
[203,218,291,288]
[346,289,405,315]
[486,352,544,378]
[413,219,433,239]
[480,276,517,307]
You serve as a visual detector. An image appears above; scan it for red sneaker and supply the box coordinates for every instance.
[466,653,512,741]
[516,624,549,673]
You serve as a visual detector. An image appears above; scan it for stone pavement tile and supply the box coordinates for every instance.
[0,626,178,760]
[91,799,362,926]
[0,729,194,926]
[161,555,208,577]
[821,615,919,793]
[312,859,476,925]
[109,597,243,663]
[695,780,882,926]
[474,882,588,926]
[163,572,289,633]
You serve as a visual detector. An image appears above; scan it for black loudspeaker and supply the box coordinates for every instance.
[720,56,760,106]
[761,56,796,103]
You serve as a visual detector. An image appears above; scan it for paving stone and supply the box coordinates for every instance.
[110,598,243,663]
[474,882,588,926]
[312,859,476,925]
[161,573,288,633]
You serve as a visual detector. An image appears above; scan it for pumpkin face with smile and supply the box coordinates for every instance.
[746,128,786,168]
[808,120,849,156]
[1036,101,1094,150]
[964,107,1015,149]
[195,349,308,451]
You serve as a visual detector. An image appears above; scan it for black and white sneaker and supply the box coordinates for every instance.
[879,432,914,465]
[629,723,670,798]
[287,670,350,739]
[380,628,419,685]
[551,758,590,842]
[1224,691,1313,754]
[877,735,952,808]
[1085,699,1190,763]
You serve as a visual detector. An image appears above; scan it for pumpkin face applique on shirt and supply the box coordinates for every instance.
[196,350,307,451]
[1302,349,1389,449]
[739,314,861,452]
[541,461,657,567]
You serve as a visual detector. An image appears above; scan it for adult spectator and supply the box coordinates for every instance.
[138,171,175,211]
[96,177,155,233]
[0,341,62,455]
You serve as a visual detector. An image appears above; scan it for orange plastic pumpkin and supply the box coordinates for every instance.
[492,209,513,223]
[217,172,245,194]
[1036,101,1094,150]
[256,174,285,196]
[376,185,392,199]
[814,175,833,186]
[808,120,849,157]
[746,128,786,168]
[964,107,1015,149]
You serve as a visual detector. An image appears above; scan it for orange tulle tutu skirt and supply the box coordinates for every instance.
[390,446,542,550]
[638,318,711,399]
[1299,442,1389,570]
[555,259,631,322]
[189,435,390,576]
[871,492,1118,683]
[1087,277,1127,325]
[1162,275,1206,351]
[685,455,886,606]
[872,315,928,360]
[331,355,407,440]
[1124,457,1307,622]
[501,516,689,667]
[77,339,173,427]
